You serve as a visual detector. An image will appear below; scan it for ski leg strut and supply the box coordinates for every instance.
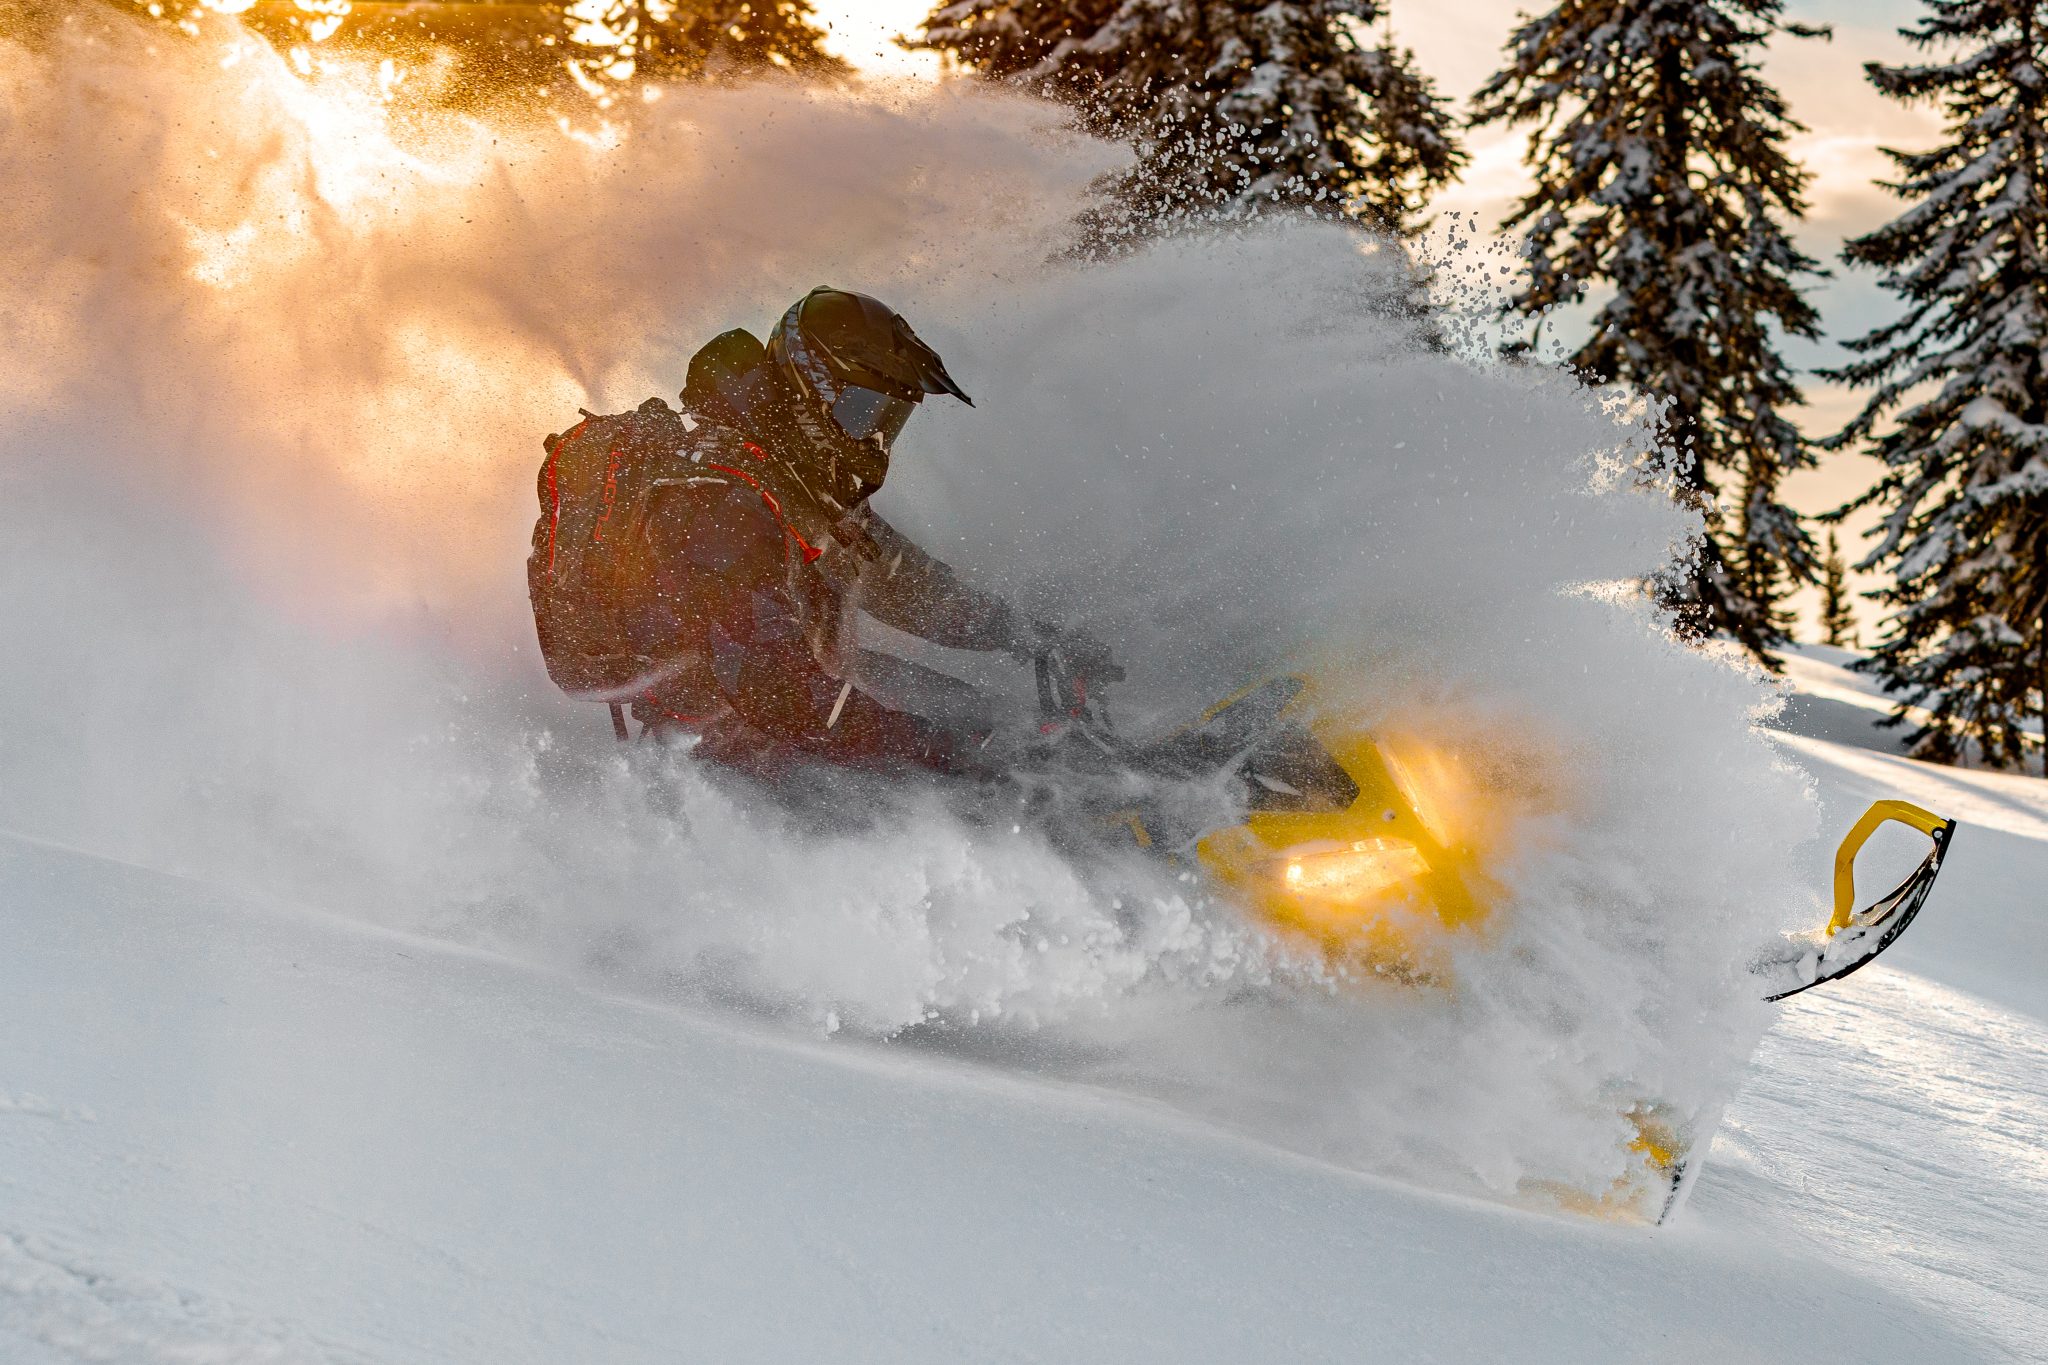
[1754,800,1956,1002]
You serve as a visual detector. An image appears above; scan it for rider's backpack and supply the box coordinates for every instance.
[527,397,693,699]
[530,330,775,704]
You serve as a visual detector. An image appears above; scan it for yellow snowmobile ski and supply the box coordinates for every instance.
[1752,800,1956,1002]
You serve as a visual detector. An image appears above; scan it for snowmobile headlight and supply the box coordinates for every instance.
[1280,838,1429,905]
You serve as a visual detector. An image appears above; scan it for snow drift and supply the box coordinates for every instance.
[0,9,1821,1203]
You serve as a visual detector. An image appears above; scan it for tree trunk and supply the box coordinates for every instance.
[2038,629,2048,776]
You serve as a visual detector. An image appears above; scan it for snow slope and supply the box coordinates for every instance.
[2,663,2044,1362]
[1769,643,1919,756]
[0,829,2015,1364]
[0,20,2040,1359]
[1718,646,2048,1360]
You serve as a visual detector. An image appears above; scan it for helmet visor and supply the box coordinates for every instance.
[830,385,917,446]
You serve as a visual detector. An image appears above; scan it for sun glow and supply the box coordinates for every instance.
[814,0,938,77]
[178,35,483,289]
[268,57,442,209]
[142,0,352,42]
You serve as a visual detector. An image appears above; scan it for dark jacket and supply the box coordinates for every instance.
[531,396,1018,774]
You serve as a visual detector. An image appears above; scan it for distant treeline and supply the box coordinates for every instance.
[98,0,2048,773]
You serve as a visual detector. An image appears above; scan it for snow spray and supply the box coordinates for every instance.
[0,8,1820,1203]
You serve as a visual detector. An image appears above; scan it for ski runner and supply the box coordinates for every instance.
[528,287,1118,779]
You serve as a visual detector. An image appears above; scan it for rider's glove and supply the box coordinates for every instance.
[1021,618,1125,686]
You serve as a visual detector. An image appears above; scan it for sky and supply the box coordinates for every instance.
[812,0,1947,639]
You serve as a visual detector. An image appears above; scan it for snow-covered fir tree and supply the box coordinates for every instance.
[560,0,843,101]
[1819,528,1855,648]
[913,0,1464,237]
[908,0,1115,80]
[1471,1,1827,663]
[1823,0,2048,770]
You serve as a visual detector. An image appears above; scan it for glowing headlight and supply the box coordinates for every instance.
[1280,839,1430,904]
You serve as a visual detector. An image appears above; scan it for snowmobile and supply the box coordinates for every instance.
[995,657,1957,1222]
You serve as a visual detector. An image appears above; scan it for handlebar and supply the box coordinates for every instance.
[1034,648,1114,729]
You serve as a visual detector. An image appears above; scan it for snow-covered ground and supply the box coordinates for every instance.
[1,651,2042,1363]
[2,22,2042,1357]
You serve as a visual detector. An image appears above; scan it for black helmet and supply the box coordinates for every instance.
[767,288,972,453]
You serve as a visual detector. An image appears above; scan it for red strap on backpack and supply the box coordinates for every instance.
[702,461,825,563]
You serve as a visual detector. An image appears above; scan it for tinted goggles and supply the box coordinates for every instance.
[831,385,917,445]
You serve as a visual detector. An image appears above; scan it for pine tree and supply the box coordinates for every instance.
[559,0,845,102]
[1819,528,1855,648]
[1471,1,1827,664]
[914,0,1465,237]
[1822,0,2048,771]
[908,0,1117,81]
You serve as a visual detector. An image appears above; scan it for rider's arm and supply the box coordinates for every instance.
[644,482,971,773]
[852,511,1025,655]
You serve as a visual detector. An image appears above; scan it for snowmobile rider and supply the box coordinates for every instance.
[527,287,1119,777]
